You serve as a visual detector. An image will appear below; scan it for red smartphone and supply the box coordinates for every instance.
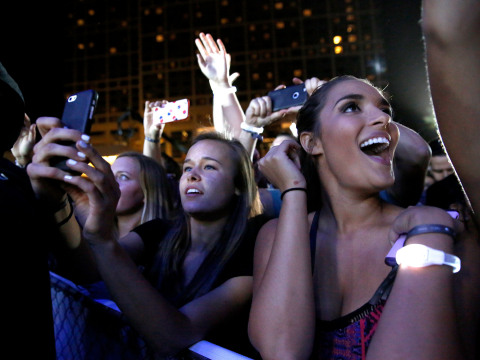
[152,99,190,124]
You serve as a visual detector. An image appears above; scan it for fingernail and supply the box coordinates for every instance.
[77,151,86,159]
[64,175,73,180]
[81,134,90,143]
[78,140,88,148]
[67,159,77,165]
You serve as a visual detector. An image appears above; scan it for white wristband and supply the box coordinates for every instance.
[396,244,461,273]
[240,122,264,134]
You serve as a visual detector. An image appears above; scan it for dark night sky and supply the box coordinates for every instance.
[1,0,435,140]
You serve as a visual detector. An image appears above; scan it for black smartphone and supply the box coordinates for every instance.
[50,89,99,173]
[268,83,308,112]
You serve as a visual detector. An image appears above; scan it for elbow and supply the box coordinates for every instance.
[248,326,311,360]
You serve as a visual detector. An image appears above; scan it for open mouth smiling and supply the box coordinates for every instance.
[360,137,390,156]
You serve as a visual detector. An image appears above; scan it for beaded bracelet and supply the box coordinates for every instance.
[280,187,307,200]
[405,223,456,242]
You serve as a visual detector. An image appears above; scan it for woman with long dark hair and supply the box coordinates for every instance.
[248,75,480,359]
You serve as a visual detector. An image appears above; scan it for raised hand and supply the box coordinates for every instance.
[257,139,306,192]
[11,113,36,167]
[195,32,239,87]
[144,100,168,140]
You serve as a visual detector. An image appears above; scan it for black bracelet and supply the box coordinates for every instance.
[280,187,307,200]
[145,136,159,143]
[405,224,456,242]
[57,199,74,226]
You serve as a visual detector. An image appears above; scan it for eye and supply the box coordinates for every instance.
[381,107,393,117]
[183,166,192,172]
[204,164,216,170]
[342,102,360,113]
[115,173,129,181]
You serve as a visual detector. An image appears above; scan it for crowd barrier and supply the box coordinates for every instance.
[50,272,253,360]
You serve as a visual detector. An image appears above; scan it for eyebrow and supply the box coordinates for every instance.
[333,93,391,108]
[183,156,223,165]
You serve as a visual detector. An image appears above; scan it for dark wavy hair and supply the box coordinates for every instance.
[296,75,387,212]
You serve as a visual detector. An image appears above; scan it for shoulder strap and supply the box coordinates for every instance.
[309,210,321,273]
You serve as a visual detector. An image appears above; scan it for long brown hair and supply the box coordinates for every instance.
[149,132,262,306]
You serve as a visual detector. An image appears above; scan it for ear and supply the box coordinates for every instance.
[299,131,323,156]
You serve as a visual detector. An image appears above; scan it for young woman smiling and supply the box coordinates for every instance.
[248,76,480,360]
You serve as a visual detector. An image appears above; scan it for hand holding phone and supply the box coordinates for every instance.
[50,89,98,173]
[268,84,308,112]
[152,99,190,124]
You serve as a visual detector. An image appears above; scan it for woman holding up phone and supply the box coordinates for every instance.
[28,121,265,358]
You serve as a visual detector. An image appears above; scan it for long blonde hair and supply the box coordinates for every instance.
[116,151,177,223]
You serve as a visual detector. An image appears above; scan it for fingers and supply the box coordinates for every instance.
[304,77,326,96]
[32,127,88,166]
[36,116,63,137]
[246,96,273,120]
[63,140,120,202]
[229,72,240,84]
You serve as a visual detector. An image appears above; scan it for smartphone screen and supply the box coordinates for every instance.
[268,84,307,112]
[50,89,99,173]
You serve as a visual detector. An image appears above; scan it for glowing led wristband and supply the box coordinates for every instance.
[396,244,461,273]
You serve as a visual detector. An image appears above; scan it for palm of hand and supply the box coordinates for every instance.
[199,54,228,83]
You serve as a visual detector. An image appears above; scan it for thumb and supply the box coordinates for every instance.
[229,72,240,84]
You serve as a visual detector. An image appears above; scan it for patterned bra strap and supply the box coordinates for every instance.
[369,265,399,305]
[309,210,321,273]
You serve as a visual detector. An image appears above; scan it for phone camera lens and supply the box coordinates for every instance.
[292,91,300,99]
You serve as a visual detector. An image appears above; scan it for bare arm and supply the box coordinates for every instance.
[368,206,475,360]
[385,123,431,207]
[248,140,315,360]
[61,140,252,356]
[421,0,480,221]
[143,100,166,165]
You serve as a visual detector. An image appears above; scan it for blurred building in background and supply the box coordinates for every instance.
[63,0,390,161]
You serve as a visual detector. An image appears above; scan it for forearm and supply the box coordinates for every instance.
[143,139,163,165]
[368,233,461,360]
[90,239,199,356]
[387,123,431,206]
[250,192,314,359]
[422,0,480,217]
[211,81,244,139]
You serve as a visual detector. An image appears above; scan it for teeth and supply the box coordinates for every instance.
[187,189,200,194]
[360,137,390,149]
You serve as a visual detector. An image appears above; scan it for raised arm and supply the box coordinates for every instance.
[195,32,242,137]
[249,140,315,360]
[421,0,480,220]
[143,100,167,165]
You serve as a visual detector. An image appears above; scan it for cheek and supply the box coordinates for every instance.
[119,182,144,203]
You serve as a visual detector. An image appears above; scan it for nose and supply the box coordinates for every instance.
[187,168,200,181]
[369,107,391,128]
